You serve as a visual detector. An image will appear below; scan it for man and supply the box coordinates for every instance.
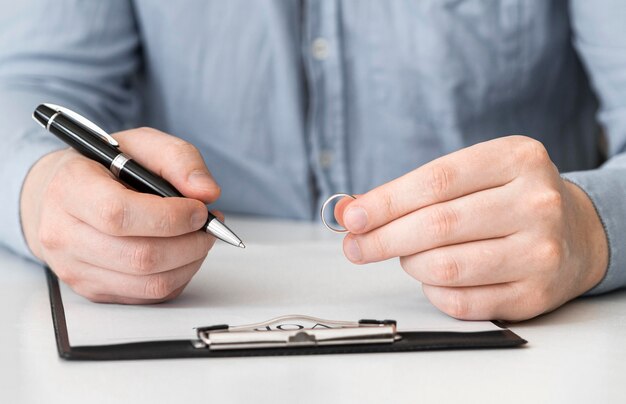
[1,1,624,321]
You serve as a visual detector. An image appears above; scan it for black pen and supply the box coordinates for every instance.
[33,103,245,248]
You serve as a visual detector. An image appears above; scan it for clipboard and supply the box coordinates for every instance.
[46,268,526,361]
[45,220,529,361]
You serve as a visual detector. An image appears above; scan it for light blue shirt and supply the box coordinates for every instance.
[1,1,625,294]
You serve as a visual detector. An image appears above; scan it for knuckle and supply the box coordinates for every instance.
[427,206,459,241]
[128,241,160,274]
[172,140,200,158]
[138,126,157,134]
[507,134,534,148]
[98,199,129,235]
[38,226,64,250]
[521,138,551,166]
[55,265,77,287]
[531,188,563,213]
[153,206,177,234]
[370,232,393,259]
[535,239,564,271]
[427,164,455,199]
[381,192,398,221]
[431,254,462,285]
[143,274,174,300]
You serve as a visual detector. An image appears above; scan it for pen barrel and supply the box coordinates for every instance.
[118,160,183,198]
[45,112,120,166]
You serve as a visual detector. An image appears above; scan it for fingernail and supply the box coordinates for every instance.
[191,210,207,229]
[345,238,362,262]
[344,207,368,232]
[188,170,214,190]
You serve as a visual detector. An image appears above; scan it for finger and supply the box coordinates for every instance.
[65,220,214,274]
[114,128,221,203]
[422,282,522,321]
[400,236,530,287]
[64,258,204,301]
[212,210,225,222]
[344,185,520,264]
[334,195,361,228]
[342,136,546,234]
[54,158,209,237]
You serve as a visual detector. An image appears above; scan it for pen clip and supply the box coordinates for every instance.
[194,315,399,350]
[43,103,119,147]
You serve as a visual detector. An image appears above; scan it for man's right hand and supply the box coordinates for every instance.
[20,128,221,304]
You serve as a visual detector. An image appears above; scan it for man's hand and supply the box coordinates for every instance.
[335,136,609,321]
[20,128,221,304]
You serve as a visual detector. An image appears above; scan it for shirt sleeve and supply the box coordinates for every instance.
[0,0,140,259]
[563,1,626,294]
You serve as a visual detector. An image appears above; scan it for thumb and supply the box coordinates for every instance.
[112,127,221,203]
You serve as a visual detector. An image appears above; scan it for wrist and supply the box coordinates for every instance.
[563,180,609,295]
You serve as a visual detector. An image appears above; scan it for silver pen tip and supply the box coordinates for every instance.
[205,218,245,249]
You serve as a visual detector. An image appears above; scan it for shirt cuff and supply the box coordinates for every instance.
[562,168,626,295]
[0,127,62,259]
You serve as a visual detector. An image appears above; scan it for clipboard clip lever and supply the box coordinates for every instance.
[194,315,400,350]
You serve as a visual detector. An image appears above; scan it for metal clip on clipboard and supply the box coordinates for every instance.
[194,315,400,351]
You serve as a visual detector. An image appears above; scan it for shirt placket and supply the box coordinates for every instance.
[302,0,349,212]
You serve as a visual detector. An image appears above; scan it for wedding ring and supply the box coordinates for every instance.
[320,193,357,233]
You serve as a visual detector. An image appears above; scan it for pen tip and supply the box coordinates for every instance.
[239,242,246,249]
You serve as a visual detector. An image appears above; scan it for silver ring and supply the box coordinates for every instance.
[320,193,357,233]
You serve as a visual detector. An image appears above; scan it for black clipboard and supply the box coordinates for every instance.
[46,269,527,361]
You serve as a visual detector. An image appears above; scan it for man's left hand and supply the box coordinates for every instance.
[335,136,609,321]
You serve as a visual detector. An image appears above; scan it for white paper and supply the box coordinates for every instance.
[60,230,502,346]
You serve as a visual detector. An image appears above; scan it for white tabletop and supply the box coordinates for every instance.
[2,217,625,404]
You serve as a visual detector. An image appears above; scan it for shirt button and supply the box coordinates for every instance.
[311,38,329,60]
[320,150,334,168]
